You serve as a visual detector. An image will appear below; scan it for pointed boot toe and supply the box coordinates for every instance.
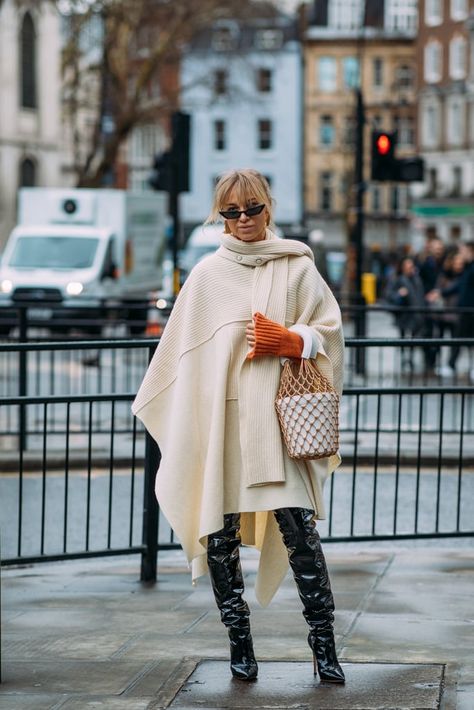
[309,631,345,684]
[229,629,258,681]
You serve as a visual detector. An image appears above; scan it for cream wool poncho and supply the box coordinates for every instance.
[132,230,344,606]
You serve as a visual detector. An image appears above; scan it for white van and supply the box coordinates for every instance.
[180,223,223,277]
[0,188,167,335]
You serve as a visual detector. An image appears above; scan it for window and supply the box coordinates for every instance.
[344,116,356,146]
[451,0,468,20]
[258,119,273,150]
[343,57,359,89]
[396,64,415,89]
[428,168,438,195]
[212,27,237,51]
[329,0,364,29]
[391,186,399,212]
[320,115,335,147]
[424,41,442,83]
[423,103,440,146]
[20,12,37,109]
[373,58,384,88]
[449,36,467,80]
[318,57,337,92]
[320,172,333,211]
[452,166,462,195]
[372,186,381,212]
[214,69,228,96]
[214,120,226,151]
[373,114,383,129]
[394,116,415,148]
[385,0,418,32]
[256,68,272,93]
[425,0,442,25]
[254,29,283,51]
[19,157,36,187]
[447,99,465,146]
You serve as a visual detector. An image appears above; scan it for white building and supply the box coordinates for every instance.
[0,0,62,249]
[180,16,303,234]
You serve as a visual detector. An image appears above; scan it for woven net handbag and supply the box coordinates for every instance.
[275,358,340,460]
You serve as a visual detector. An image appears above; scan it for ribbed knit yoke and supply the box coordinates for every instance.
[132,230,345,604]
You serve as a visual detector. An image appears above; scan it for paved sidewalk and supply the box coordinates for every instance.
[0,545,473,709]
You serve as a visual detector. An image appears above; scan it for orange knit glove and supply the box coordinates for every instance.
[247,312,303,360]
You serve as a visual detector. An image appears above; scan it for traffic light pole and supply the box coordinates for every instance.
[351,88,367,374]
[169,163,180,297]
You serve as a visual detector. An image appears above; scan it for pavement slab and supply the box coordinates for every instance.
[1,547,473,709]
[168,660,445,709]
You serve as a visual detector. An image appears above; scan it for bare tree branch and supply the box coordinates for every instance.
[57,0,281,186]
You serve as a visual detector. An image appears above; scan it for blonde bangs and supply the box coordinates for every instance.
[206,169,274,226]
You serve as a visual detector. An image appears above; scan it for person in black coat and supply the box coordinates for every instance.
[448,242,474,373]
[386,256,427,370]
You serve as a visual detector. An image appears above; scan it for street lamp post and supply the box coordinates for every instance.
[351,87,367,374]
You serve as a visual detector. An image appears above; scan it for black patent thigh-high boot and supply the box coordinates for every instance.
[274,508,345,684]
[207,514,258,681]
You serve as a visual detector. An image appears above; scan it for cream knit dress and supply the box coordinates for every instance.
[132,231,344,606]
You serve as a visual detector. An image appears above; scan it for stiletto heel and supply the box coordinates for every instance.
[309,631,345,684]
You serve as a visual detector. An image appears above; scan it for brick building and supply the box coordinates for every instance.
[411,0,474,245]
[303,0,418,249]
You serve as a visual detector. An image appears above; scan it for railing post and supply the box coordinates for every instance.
[18,306,28,451]
[140,430,161,582]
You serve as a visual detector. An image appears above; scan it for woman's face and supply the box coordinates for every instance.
[401,258,415,276]
[222,187,269,242]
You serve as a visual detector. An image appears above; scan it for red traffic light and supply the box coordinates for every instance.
[376,134,391,155]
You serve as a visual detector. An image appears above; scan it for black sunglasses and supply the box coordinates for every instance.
[219,204,266,220]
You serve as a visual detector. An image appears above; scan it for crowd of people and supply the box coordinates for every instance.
[383,237,474,376]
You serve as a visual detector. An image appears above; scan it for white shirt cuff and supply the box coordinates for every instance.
[289,324,319,358]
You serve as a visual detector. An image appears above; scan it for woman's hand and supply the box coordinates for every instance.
[246,319,256,348]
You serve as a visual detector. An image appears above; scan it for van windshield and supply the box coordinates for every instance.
[8,236,100,270]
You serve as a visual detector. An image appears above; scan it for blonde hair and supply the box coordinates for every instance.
[206,169,275,228]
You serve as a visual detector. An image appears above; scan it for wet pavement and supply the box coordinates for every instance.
[0,544,473,709]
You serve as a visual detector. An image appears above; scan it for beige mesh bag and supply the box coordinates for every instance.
[275,358,339,460]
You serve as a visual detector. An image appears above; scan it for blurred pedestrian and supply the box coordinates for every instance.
[416,236,445,294]
[415,237,446,368]
[386,256,426,369]
[447,242,474,378]
[433,250,465,376]
[132,169,345,683]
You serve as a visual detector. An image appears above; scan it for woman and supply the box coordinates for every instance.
[132,169,345,684]
[385,255,433,371]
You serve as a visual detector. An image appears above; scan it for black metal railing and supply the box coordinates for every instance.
[0,392,159,578]
[1,335,472,395]
[1,384,472,576]
[0,301,168,341]
[1,302,473,342]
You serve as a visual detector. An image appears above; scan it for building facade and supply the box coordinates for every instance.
[0,0,62,249]
[303,0,418,249]
[180,15,303,233]
[412,0,474,245]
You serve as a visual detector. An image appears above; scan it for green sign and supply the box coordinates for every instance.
[411,203,474,217]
